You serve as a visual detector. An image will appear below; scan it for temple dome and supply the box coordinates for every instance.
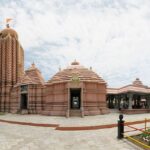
[48,61,106,84]
[0,27,18,39]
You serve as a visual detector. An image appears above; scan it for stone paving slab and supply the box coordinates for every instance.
[0,113,148,149]
[0,122,142,150]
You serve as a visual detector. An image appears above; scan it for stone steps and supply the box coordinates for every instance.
[20,109,28,115]
[70,109,81,117]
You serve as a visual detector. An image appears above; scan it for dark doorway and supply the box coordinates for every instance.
[21,94,28,109]
[70,89,81,109]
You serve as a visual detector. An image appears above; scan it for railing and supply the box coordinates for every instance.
[117,115,150,149]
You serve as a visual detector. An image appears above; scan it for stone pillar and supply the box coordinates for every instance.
[115,95,121,109]
[114,96,117,108]
[146,95,150,109]
[81,87,84,117]
[118,95,121,109]
[128,93,133,109]
[107,96,111,108]
[137,95,141,108]
[110,95,114,108]
[66,88,70,117]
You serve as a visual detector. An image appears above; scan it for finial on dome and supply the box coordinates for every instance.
[5,18,13,28]
[28,62,36,70]
[71,60,80,65]
[32,62,36,67]
[6,24,10,28]
[59,66,61,71]
[90,66,92,70]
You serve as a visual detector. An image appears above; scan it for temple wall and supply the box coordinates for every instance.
[43,83,68,116]
[83,82,109,115]
[10,84,44,114]
[10,86,20,113]
[42,81,109,116]
[27,84,44,114]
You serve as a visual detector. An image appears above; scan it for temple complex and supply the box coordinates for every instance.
[0,25,150,116]
[0,25,109,117]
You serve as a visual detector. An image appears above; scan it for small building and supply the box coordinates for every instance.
[107,78,150,114]
[43,61,109,117]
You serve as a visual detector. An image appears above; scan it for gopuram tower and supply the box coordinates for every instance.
[0,23,24,112]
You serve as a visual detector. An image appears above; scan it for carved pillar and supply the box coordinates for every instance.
[128,93,133,109]
[81,87,84,117]
[110,95,114,108]
[66,87,70,117]
[114,95,118,108]
[137,95,141,108]
[118,95,121,109]
[147,95,150,109]
[108,96,111,108]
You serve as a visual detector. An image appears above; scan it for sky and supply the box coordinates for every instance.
[0,0,150,87]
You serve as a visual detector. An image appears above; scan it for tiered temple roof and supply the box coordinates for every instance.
[47,60,106,84]
[107,78,150,94]
[16,63,45,86]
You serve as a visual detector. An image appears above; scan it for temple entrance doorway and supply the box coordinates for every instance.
[20,94,28,109]
[70,89,81,109]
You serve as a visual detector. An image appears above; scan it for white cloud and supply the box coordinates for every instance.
[0,0,150,87]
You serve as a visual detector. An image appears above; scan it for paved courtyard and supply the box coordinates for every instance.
[0,112,149,150]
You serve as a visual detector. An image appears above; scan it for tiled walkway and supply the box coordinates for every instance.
[0,113,148,150]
